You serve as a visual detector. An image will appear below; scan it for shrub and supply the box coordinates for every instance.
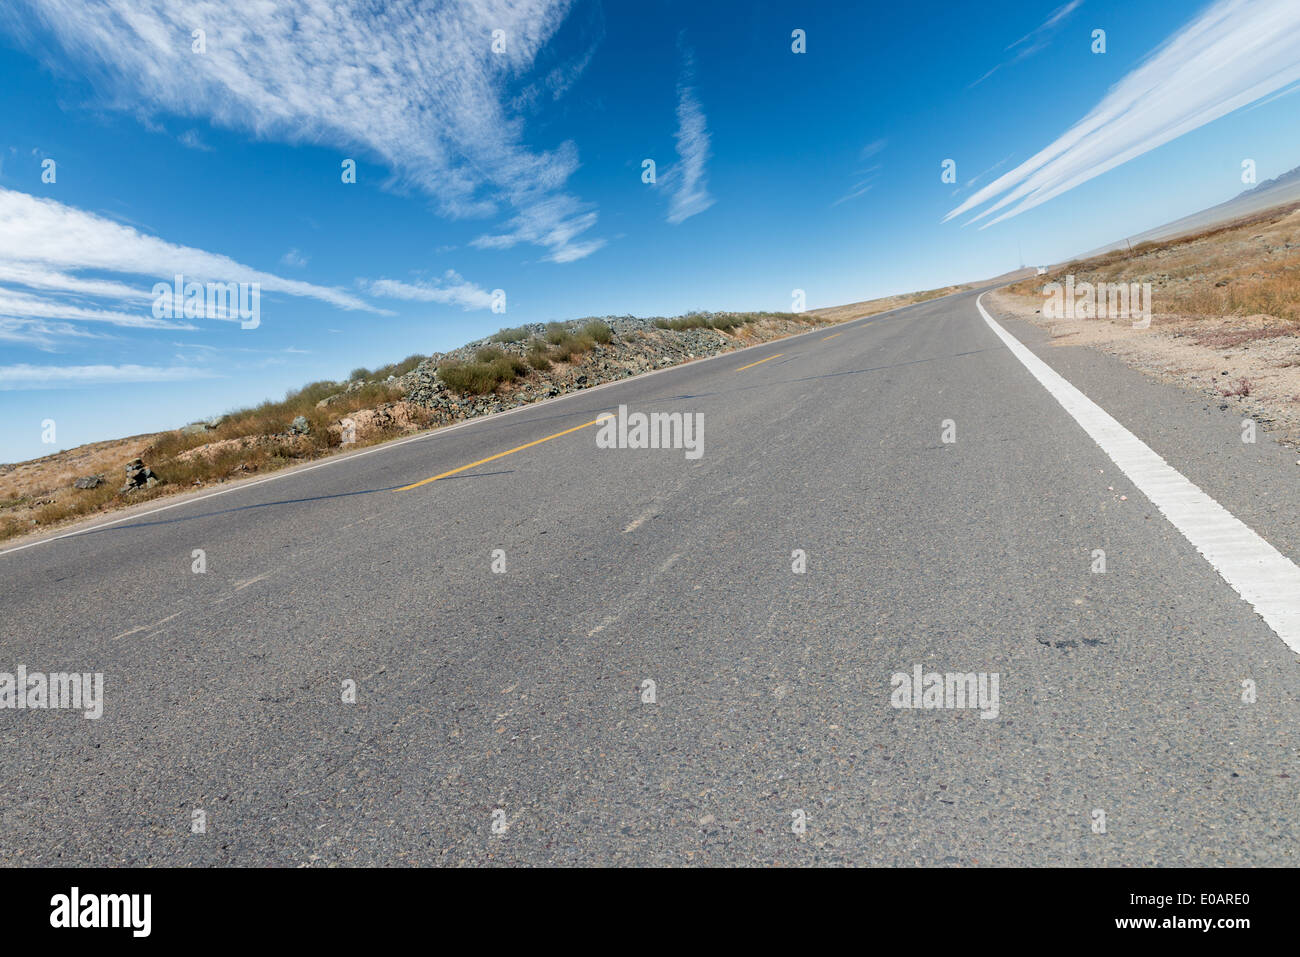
[440,354,527,394]
[491,326,529,344]
[544,322,568,344]
[582,320,613,344]
[438,361,501,395]
[526,339,552,370]
[550,334,595,362]
[372,353,425,379]
[490,356,523,383]
[474,345,506,363]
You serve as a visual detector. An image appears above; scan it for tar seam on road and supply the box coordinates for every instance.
[398,414,614,491]
[736,353,783,372]
[977,292,1300,655]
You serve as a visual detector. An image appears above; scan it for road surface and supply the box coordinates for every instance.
[2,287,1297,865]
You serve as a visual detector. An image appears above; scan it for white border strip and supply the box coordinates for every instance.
[978,293,1300,654]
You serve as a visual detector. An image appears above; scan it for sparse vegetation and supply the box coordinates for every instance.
[806,285,971,324]
[1007,200,1300,324]
[146,377,403,464]
[1194,326,1298,349]
[652,310,805,332]
[499,353,529,377]
[526,339,552,370]
[371,353,425,380]
[549,333,596,362]
[994,199,1300,450]
[438,360,506,395]
[0,302,853,544]
[582,320,613,344]
[490,326,529,343]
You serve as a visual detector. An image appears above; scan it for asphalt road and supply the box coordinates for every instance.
[2,286,1297,866]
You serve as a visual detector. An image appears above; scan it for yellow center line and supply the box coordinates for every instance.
[736,353,783,372]
[398,414,613,491]
[821,332,842,341]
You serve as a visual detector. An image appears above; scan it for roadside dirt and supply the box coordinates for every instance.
[993,202,1300,450]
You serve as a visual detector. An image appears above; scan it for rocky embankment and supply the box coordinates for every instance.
[0,311,828,542]
[318,313,822,444]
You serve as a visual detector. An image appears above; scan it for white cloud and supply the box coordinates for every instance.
[0,318,108,350]
[859,139,887,161]
[970,0,1082,87]
[831,140,886,207]
[468,188,605,263]
[0,262,151,301]
[178,129,213,151]
[0,287,192,329]
[663,50,715,225]
[362,271,495,310]
[0,187,379,316]
[0,363,217,388]
[8,0,604,263]
[280,248,309,268]
[831,174,878,208]
[947,0,1300,228]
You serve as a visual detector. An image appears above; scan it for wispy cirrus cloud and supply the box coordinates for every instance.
[0,318,109,351]
[4,0,605,263]
[832,139,886,207]
[970,0,1083,88]
[947,0,1300,228]
[0,188,379,326]
[362,271,496,310]
[0,287,192,329]
[661,48,715,225]
[0,363,217,389]
[177,129,213,152]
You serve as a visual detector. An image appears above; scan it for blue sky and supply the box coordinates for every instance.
[2,0,1300,463]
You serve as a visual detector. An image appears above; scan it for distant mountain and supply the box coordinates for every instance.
[1232,164,1300,201]
[1071,163,1300,263]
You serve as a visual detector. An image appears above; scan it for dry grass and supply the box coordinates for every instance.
[652,310,807,332]
[490,326,529,343]
[526,339,552,370]
[549,333,596,362]
[582,320,613,344]
[1194,325,1299,349]
[991,198,1300,448]
[807,284,971,324]
[0,374,432,544]
[1219,377,1253,397]
[1007,201,1300,325]
[0,305,867,544]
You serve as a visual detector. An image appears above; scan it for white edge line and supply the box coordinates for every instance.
[0,294,953,560]
[977,292,1300,655]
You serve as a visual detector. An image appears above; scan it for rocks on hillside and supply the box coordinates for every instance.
[120,458,162,493]
[289,415,311,434]
[73,474,104,490]
[327,402,423,444]
[174,432,313,465]
[180,416,225,436]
